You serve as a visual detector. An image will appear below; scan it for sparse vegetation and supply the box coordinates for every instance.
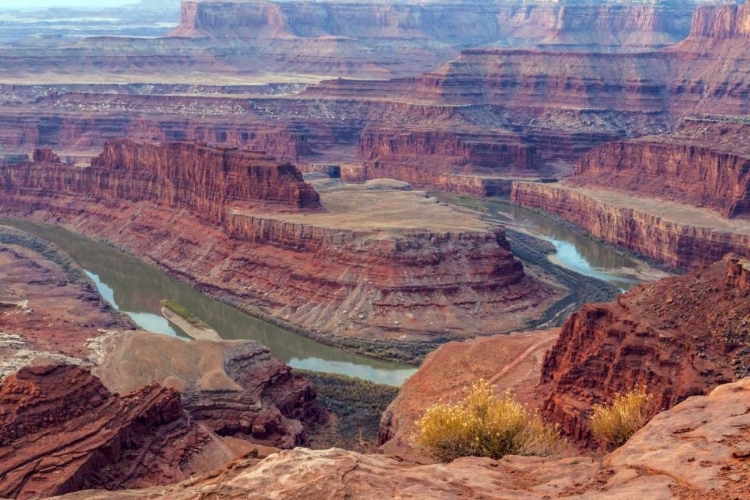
[590,386,654,450]
[297,370,399,452]
[415,379,560,462]
[161,299,209,328]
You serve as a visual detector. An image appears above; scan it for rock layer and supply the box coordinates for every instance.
[0,143,552,354]
[51,378,750,500]
[539,255,750,444]
[95,331,321,449]
[0,364,230,500]
[572,137,750,218]
[510,181,750,269]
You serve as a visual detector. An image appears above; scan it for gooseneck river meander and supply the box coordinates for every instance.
[5,201,666,386]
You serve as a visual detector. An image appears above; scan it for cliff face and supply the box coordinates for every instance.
[3,140,321,225]
[573,140,750,218]
[352,127,547,193]
[539,256,750,443]
[0,143,551,350]
[0,364,220,499]
[169,0,695,50]
[689,3,750,39]
[510,182,750,270]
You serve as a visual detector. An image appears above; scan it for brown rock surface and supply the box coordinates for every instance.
[539,255,750,444]
[95,331,321,449]
[377,329,560,459]
[51,378,750,500]
[0,225,133,379]
[0,364,234,500]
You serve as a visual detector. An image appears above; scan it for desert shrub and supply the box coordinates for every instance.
[415,379,559,462]
[589,386,654,450]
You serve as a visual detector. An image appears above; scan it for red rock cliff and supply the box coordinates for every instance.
[0,364,212,499]
[539,256,750,444]
[573,140,750,218]
[689,3,750,39]
[2,140,321,225]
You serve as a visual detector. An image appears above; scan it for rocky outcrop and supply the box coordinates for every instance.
[50,378,750,500]
[689,3,750,40]
[0,364,231,499]
[377,329,560,458]
[90,140,321,216]
[510,181,750,269]
[31,148,61,164]
[95,332,321,449]
[539,255,750,443]
[2,140,320,224]
[572,139,750,218]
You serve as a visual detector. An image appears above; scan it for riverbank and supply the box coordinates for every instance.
[161,306,221,341]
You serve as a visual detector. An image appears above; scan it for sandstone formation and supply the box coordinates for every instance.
[51,377,750,500]
[0,143,556,358]
[0,364,235,500]
[95,331,321,449]
[571,135,750,218]
[539,255,750,444]
[510,181,750,269]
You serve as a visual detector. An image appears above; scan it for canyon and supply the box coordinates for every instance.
[1,1,750,498]
[0,142,559,361]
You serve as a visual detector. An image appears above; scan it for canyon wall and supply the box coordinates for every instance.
[573,140,750,218]
[510,182,750,269]
[351,127,547,193]
[689,3,750,39]
[1,141,321,225]
[170,0,698,50]
[539,255,750,443]
[0,142,552,354]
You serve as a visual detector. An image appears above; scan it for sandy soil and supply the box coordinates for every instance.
[235,185,491,234]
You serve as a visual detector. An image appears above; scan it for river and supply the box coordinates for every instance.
[3,220,417,387]
[486,201,668,291]
[4,207,665,387]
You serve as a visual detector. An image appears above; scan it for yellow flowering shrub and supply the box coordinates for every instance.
[589,385,654,450]
[415,380,560,462]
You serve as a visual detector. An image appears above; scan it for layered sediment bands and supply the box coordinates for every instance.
[689,3,750,39]
[95,332,321,449]
[0,364,224,499]
[2,140,321,224]
[539,256,750,444]
[169,0,696,51]
[573,140,750,218]
[511,182,750,270]
[0,143,552,350]
[353,127,547,193]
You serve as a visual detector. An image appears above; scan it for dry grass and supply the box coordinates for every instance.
[590,386,654,450]
[415,379,560,462]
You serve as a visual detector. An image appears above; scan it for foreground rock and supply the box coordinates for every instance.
[95,331,321,449]
[378,329,560,459]
[540,255,750,444]
[0,364,235,500]
[53,378,750,500]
